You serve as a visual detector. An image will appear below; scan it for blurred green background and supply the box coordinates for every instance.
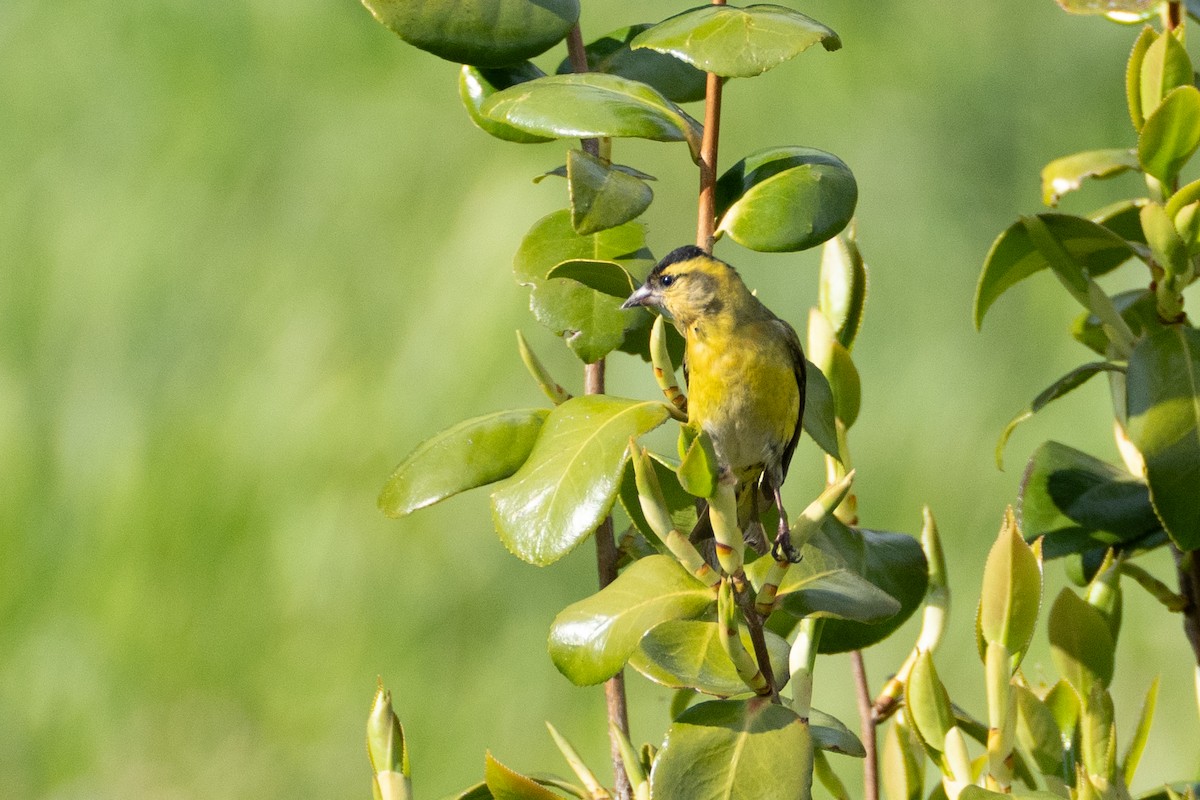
[2,1,1197,797]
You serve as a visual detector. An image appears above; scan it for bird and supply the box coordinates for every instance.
[621,245,807,563]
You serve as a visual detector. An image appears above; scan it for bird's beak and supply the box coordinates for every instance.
[621,284,655,309]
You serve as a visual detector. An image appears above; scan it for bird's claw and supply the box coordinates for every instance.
[771,533,803,564]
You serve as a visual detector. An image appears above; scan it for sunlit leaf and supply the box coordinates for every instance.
[882,721,924,800]
[548,555,715,685]
[380,409,549,517]
[1056,0,1157,23]
[716,147,857,252]
[650,698,813,800]
[1126,26,1156,130]
[566,149,653,235]
[556,24,707,103]
[632,4,840,78]
[976,508,1042,666]
[1138,85,1200,185]
[818,232,868,351]
[1139,27,1193,120]
[677,426,720,498]
[1123,677,1159,783]
[904,651,954,755]
[1048,588,1115,693]
[628,619,790,697]
[1126,325,1200,550]
[975,213,1135,328]
[491,395,670,565]
[361,0,579,67]
[1041,148,1139,207]
[481,73,702,156]
[617,452,698,543]
[484,752,564,800]
[459,64,554,143]
[1071,289,1158,356]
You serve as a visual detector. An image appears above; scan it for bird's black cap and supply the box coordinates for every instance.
[647,245,709,280]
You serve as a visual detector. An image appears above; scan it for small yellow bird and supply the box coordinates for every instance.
[622,245,806,562]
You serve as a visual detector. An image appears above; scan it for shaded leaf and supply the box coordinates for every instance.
[632,4,840,78]
[1014,682,1066,776]
[716,147,857,253]
[1126,325,1200,550]
[514,209,651,284]
[882,721,924,800]
[1071,289,1158,356]
[481,73,701,156]
[362,0,579,67]
[548,555,715,685]
[1041,148,1139,207]
[974,214,1135,329]
[459,63,554,143]
[1092,198,1148,244]
[769,566,900,623]
[807,310,861,429]
[566,149,653,235]
[976,509,1042,665]
[484,752,564,800]
[617,452,698,543]
[380,409,549,517]
[677,426,720,498]
[1123,677,1159,783]
[810,708,865,757]
[546,259,638,298]
[491,396,670,565]
[556,24,707,103]
[1138,85,1200,185]
[904,651,954,756]
[1048,588,1115,693]
[628,618,790,697]
[650,698,813,800]
[803,361,841,460]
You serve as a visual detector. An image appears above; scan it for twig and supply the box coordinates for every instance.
[1173,544,1200,667]
[851,650,879,800]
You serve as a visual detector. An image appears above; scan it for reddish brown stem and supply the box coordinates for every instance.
[1167,1,1182,30]
[696,73,724,251]
[851,650,879,800]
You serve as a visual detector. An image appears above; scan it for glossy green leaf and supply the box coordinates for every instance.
[1056,0,1157,21]
[803,361,841,460]
[628,619,790,697]
[882,721,924,800]
[1139,27,1193,121]
[631,4,840,79]
[514,210,653,363]
[650,698,813,800]
[769,565,900,623]
[1048,588,1115,693]
[1071,289,1158,356]
[1013,683,1065,776]
[459,64,554,143]
[800,519,927,653]
[1126,325,1200,550]
[380,409,549,518]
[1041,148,1139,207]
[1138,85,1200,185]
[361,0,579,67]
[976,509,1042,665]
[818,232,868,351]
[491,395,670,565]
[1020,440,1164,567]
[556,25,707,104]
[546,259,638,298]
[996,361,1124,468]
[904,650,954,756]
[481,74,702,156]
[484,752,564,800]
[677,426,720,498]
[566,149,653,235]
[1126,26,1156,130]
[715,147,857,253]
[548,555,715,685]
[974,213,1135,328]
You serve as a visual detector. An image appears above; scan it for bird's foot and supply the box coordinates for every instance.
[771,529,803,564]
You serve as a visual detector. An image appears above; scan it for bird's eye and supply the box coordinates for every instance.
[660,274,675,287]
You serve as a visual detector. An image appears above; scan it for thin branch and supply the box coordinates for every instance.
[696,72,724,251]
[851,650,879,800]
[1173,544,1200,667]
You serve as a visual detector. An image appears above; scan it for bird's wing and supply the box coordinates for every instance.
[773,317,807,480]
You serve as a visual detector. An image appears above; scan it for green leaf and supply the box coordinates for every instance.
[617,452,698,543]
[1141,202,1191,277]
[380,409,550,518]
[803,361,841,460]
[1166,177,1200,218]
[751,559,900,623]
[996,362,1124,468]
[631,4,840,79]
[548,555,716,685]
[807,520,928,653]
[556,25,708,104]
[715,147,857,252]
[514,210,653,363]
[975,213,1136,328]
[818,232,868,351]
[807,310,861,429]
[1048,588,1115,694]
[361,0,579,67]
[903,651,954,756]
[1139,27,1193,121]
[459,64,554,143]
[1126,325,1200,550]
[1126,26,1156,130]
[650,698,813,800]
[809,708,865,757]
[1013,683,1066,776]
[1071,289,1158,356]
[628,619,790,697]
[677,426,720,498]
[484,752,564,800]
[1041,148,1139,207]
[1093,198,1148,244]
[1139,86,1200,185]
[1122,676,1159,783]
[566,149,653,235]
[491,395,670,565]
[1020,441,1164,571]
[481,73,702,157]
[1056,0,1158,23]
[546,259,638,299]
[882,721,924,800]
[976,509,1042,665]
